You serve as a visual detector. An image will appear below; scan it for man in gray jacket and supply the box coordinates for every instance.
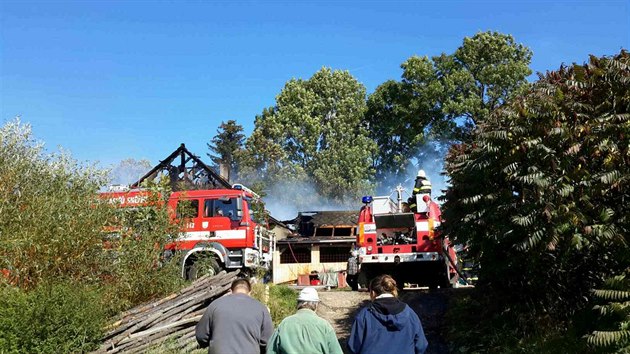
[196,278,273,354]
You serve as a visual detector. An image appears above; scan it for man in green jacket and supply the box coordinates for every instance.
[267,287,343,354]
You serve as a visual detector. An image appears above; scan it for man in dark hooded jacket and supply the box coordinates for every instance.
[348,275,427,354]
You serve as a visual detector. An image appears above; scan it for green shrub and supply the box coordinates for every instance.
[0,282,106,354]
[0,118,110,289]
[267,285,298,326]
[98,180,185,314]
[0,118,184,315]
[587,270,630,352]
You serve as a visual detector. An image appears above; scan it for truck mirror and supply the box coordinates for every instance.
[236,197,243,217]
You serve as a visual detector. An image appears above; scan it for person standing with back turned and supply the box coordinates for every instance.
[346,250,360,291]
[267,287,343,354]
[348,275,428,354]
[196,278,274,354]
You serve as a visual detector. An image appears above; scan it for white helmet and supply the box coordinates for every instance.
[417,169,426,178]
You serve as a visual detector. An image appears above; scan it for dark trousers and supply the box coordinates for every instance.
[347,274,358,291]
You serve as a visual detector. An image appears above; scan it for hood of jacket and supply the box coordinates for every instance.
[368,297,409,330]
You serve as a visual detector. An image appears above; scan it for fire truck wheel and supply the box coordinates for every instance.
[187,257,220,280]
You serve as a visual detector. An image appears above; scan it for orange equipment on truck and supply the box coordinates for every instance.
[101,183,274,280]
[356,174,458,289]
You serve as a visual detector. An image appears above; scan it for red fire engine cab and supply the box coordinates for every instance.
[101,184,274,280]
[356,184,458,288]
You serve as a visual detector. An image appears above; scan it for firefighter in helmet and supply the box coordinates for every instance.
[408,169,432,212]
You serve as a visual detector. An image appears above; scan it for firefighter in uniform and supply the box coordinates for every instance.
[408,169,432,212]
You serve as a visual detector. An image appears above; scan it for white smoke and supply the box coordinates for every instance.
[262,181,353,221]
[108,158,153,186]
[374,141,450,204]
[261,140,451,220]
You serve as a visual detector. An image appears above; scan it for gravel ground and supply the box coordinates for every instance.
[317,289,451,354]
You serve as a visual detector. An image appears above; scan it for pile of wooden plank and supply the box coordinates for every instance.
[95,271,239,353]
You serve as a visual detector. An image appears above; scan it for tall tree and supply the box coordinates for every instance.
[239,67,376,203]
[207,120,245,182]
[432,31,533,136]
[365,56,446,180]
[237,107,306,189]
[366,31,532,182]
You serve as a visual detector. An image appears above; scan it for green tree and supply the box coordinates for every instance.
[239,67,376,203]
[366,31,532,181]
[433,31,532,137]
[237,107,305,190]
[443,50,629,326]
[207,120,245,182]
[365,75,443,180]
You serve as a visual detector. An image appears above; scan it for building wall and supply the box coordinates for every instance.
[272,245,349,284]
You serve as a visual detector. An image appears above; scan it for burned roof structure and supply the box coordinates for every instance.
[130,143,288,228]
[131,143,230,191]
[283,210,358,240]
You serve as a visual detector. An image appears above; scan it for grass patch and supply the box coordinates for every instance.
[251,283,298,326]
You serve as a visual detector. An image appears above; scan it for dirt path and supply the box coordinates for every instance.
[317,289,451,354]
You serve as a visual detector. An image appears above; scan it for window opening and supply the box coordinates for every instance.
[320,246,350,263]
[204,198,240,221]
[315,227,333,237]
[279,246,311,264]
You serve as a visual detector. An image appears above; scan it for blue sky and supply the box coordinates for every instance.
[2,1,628,168]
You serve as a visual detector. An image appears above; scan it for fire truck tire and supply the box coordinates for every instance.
[187,257,220,280]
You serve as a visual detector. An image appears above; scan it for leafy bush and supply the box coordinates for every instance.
[588,269,630,352]
[267,285,298,326]
[0,118,185,349]
[0,281,106,354]
[443,51,629,351]
[0,119,110,289]
[443,51,629,321]
[98,180,185,313]
[445,288,593,353]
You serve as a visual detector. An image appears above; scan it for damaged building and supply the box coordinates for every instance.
[271,211,357,285]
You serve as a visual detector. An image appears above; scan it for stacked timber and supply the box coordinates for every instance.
[95,271,239,354]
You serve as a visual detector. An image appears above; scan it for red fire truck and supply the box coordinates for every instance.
[101,184,274,280]
[356,185,458,288]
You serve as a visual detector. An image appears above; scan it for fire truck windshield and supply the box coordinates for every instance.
[204,198,240,221]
